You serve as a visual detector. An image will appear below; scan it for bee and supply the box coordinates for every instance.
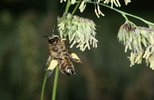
[45,35,81,76]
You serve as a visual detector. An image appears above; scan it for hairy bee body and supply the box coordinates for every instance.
[48,35,66,59]
[46,35,81,76]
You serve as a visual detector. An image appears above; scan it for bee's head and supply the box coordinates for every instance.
[48,35,60,46]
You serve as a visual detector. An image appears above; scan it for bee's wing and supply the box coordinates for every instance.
[47,59,58,71]
[71,53,81,63]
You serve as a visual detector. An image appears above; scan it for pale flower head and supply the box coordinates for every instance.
[94,1,105,18]
[117,21,138,52]
[103,0,131,8]
[118,21,154,70]
[60,0,66,3]
[58,13,98,51]
[79,0,104,18]
[146,55,154,70]
[104,0,121,8]
[79,0,88,12]
[124,0,131,5]
[128,50,143,67]
[60,0,76,4]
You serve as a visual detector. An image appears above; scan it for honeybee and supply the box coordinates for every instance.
[45,35,81,76]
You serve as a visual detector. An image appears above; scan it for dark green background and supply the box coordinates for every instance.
[0,0,154,100]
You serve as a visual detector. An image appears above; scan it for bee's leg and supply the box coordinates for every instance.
[46,56,52,66]
[45,56,52,77]
[69,53,81,63]
[46,59,59,77]
[46,55,53,77]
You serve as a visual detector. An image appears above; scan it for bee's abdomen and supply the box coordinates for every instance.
[63,66,76,76]
[59,60,76,76]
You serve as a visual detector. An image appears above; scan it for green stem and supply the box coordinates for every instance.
[72,0,82,15]
[40,72,48,100]
[51,67,59,100]
[98,3,154,26]
[64,0,71,15]
[122,14,128,21]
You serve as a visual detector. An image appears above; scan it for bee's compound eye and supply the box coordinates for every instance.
[54,36,59,40]
[48,39,55,44]
[48,35,60,45]
[54,37,60,42]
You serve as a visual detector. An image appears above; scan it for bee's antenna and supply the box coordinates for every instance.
[42,35,49,38]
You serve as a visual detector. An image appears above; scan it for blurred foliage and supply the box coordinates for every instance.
[0,0,154,100]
